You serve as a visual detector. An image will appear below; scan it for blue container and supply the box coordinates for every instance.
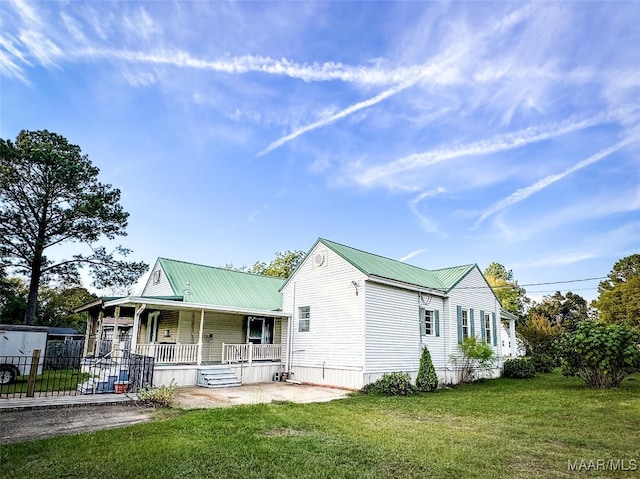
[118,369,129,382]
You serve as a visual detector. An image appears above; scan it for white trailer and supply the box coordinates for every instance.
[0,324,48,384]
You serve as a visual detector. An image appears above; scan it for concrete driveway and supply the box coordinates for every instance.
[1,383,350,444]
[174,382,350,409]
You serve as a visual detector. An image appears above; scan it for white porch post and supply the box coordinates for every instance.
[197,308,205,365]
[95,311,104,356]
[509,318,517,357]
[112,306,121,353]
[82,313,92,357]
[131,304,145,354]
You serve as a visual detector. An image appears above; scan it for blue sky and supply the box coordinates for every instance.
[1,1,639,301]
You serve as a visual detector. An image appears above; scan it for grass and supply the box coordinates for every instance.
[1,371,639,478]
[1,368,90,395]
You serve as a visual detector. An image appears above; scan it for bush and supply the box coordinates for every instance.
[416,346,439,392]
[450,337,495,383]
[361,372,417,396]
[530,353,556,373]
[502,358,536,379]
[137,382,176,407]
[556,320,640,388]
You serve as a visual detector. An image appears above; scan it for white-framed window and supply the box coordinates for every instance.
[484,313,492,345]
[461,309,469,338]
[298,306,310,332]
[424,309,433,335]
[152,269,161,284]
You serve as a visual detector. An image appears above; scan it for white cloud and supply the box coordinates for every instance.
[399,249,427,263]
[514,253,596,268]
[408,188,446,235]
[354,110,632,188]
[473,136,639,229]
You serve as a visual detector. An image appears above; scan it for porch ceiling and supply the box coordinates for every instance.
[103,296,290,318]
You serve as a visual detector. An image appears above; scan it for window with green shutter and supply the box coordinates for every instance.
[491,312,498,346]
[419,307,434,336]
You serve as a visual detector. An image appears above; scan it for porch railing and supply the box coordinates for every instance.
[134,344,199,364]
[222,343,282,364]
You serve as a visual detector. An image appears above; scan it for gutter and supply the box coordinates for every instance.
[102,296,291,318]
[367,275,448,297]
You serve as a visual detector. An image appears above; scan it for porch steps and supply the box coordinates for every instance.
[197,366,241,388]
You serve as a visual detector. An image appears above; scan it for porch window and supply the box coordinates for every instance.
[299,306,310,332]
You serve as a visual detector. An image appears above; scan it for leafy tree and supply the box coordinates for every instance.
[38,285,96,331]
[251,250,305,278]
[483,262,528,318]
[556,320,640,388]
[451,337,495,383]
[527,291,592,332]
[595,254,640,328]
[517,311,560,372]
[416,346,439,392]
[0,275,28,323]
[0,130,147,324]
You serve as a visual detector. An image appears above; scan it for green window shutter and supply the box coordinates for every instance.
[435,310,440,337]
[419,307,426,336]
[457,305,462,343]
[470,308,475,337]
[492,312,498,347]
[480,310,485,341]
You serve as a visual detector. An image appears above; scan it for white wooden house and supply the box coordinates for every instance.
[79,239,517,389]
[280,238,514,388]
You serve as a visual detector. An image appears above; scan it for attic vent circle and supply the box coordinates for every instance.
[314,253,325,267]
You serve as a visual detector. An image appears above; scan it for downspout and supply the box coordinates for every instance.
[443,297,449,383]
[286,282,295,376]
[197,308,205,366]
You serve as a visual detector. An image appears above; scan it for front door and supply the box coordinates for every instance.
[246,316,274,344]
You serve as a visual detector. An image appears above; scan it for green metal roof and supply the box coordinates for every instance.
[318,238,476,293]
[157,258,285,311]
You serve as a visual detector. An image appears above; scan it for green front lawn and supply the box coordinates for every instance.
[1,369,90,395]
[2,371,639,478]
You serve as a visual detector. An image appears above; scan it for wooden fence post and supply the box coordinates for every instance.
[26,349,41,398]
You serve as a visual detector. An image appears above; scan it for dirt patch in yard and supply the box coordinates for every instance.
[173,382,350,409]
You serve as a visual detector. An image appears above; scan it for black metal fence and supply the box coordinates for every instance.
[45,339,85,369]
[0,351,154,399]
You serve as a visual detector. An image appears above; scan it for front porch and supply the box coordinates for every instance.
[132,342,282,365]
[80,297,289,386]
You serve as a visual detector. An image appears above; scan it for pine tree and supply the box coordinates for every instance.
[416,346,439,392]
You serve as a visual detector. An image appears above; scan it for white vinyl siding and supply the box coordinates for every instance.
[281,244,366,370]
[447,266,502,358]
[364,282,418,373]
[141,261,175,297]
